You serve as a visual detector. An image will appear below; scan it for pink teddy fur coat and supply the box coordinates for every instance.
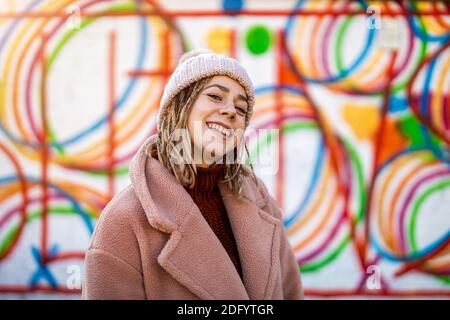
[82,135,303,300]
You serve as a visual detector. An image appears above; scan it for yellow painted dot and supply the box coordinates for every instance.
[342,104,380,141]
[206,27,232,55]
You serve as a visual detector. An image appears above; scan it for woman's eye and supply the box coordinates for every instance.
[236,107,246,115]
[207,94,222,101]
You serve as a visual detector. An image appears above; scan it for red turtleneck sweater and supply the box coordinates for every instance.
[183,164,243,280]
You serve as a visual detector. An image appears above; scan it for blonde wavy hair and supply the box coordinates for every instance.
[148,76,259,202]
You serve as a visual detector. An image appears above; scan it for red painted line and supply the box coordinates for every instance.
[363,50,398,265]
[0,144,29,261]
[39,33,49,265]
[337,134,367,277]
[127,30,172,80]
[356,256,389,293]
[230,28,237,59]
[275,30,284,208]
[394,240,450,277]
[162,28,170,83]
[45,252,86,263]
[433,2,450,28]
[107,31,116,200]
[154,27,170,103]
[304,289,450,298]
[127,70,171,77]
[0,9,448,19]
[0,286,81,295]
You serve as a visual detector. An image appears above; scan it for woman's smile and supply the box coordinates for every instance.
[205,121,233,138]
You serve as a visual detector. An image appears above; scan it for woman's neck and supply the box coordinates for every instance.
[187,163,224,193]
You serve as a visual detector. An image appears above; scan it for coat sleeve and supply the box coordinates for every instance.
[82,187,146,300]
[82,248,146,300]
[257,178,304,300]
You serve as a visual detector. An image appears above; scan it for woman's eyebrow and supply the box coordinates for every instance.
[203,84,229,92]
[204,84,248,106]
[236,94,248,106]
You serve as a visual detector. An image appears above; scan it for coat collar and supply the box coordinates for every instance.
[130,135,282,299]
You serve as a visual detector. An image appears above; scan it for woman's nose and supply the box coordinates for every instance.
[220,103,236,120]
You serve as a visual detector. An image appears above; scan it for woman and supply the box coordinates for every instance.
[82,49,303,299]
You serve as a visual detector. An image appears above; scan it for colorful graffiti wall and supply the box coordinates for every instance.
[0,0,449,298]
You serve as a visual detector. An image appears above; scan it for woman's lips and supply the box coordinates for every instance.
[206,122,233,137]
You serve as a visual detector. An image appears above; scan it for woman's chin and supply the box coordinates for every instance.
[203,143,234,162]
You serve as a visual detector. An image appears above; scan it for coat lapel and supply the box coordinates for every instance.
[219,181,282,300]
[156,179,282,300]
[157,205,249,299]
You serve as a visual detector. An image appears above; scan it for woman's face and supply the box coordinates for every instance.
[187,75,248,167]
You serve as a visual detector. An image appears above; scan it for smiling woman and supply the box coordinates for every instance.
[82,49,303,300]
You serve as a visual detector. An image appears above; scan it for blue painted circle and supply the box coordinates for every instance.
[222,0,243,12]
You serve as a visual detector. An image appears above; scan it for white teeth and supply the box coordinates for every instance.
[207,123,232,137]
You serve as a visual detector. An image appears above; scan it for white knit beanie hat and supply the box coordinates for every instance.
[156,49,255,131]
